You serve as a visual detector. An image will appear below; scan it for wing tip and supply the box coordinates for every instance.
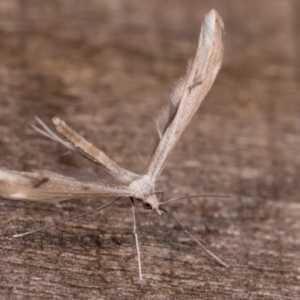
[205,9,224,28]
[201,9,224,43]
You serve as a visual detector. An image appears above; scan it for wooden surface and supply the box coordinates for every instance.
[0,1,299,299]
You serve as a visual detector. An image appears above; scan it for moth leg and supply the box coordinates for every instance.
[130,197,143,289]
[13,197,120,238]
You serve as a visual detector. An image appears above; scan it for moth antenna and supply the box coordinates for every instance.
[159,194,230,206]
[13,197,120,238]
[160,207,229,268]
[130,198,143,290]
[31,116,75,152]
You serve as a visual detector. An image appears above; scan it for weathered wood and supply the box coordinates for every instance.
[0,1,299,299]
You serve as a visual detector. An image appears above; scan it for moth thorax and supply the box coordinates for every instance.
[129,175,154,199]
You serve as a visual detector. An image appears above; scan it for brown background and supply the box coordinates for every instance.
[0,1,299,299]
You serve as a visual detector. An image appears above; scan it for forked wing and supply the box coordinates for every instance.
[0,169,133,201]
[146,10,224,180]
[32,117,139,184]
[52,118,139,184]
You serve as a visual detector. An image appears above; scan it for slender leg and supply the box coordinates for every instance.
[13,198,120,238]
[32,116,75,152]
[130,198,143,289]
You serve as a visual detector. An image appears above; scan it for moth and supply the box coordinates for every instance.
[0,9,226,286]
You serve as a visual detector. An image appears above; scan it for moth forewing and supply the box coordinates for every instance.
[0,169,134,201]
[146,9,224,181]
[52,117,139,184]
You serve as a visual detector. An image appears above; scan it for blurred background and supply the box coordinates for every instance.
[0,1,299,299]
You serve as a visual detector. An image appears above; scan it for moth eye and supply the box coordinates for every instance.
[143,203,152,210]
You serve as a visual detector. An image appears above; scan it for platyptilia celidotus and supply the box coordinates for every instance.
[0,9,227,286]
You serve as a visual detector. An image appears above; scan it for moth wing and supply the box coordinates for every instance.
[0,169,134,201]
[147,10,224,180]
[32,117,138,184]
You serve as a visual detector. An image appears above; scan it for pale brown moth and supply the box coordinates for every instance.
[0,9,226,286]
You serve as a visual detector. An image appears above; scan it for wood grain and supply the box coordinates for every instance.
[0,1,299,299]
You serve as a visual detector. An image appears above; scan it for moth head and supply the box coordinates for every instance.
[142,194,161,215]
